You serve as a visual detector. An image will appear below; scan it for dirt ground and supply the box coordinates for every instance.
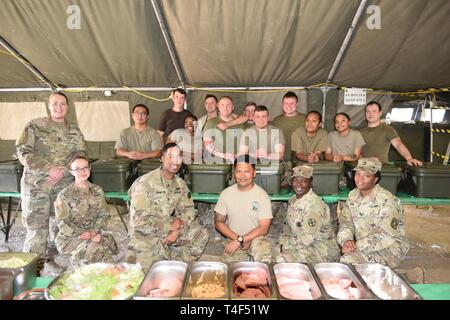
[1,200,449,284]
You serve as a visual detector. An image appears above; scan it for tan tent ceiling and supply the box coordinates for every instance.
[0,0,449,91]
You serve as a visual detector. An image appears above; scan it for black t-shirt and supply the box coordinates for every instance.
[158,108,193,141]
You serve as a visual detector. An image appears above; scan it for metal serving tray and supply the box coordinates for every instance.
[314,263,377,300]
[230,261,277,300]
[0,252,38,296]
[45,263,144,300]
[273,263,325,300]
[182,261,228,300]
[354,264,422,300]
[134,260,188,300]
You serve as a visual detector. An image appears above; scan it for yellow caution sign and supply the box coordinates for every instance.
[432,151,449,160]
[431,129,450,134]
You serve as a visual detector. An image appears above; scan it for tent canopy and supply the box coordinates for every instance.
[0,0,449,91]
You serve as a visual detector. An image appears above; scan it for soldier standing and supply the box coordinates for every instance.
[54,156,118,268]
[16,92,87,269]
[214,155,273,263]
[337,158,410,268]
[276,165,340,263]
[127,143,209,271]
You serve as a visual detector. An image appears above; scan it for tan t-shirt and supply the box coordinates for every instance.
[115,126,162,152]
[359,124,399,163]
[214,183,272,236]
[271,113,306,160]
[239,124,286,155]
[327,129,365,156]
[291,127,328,154]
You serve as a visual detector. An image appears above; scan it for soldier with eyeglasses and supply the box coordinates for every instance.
[53,155,118,269]
[115,104,162,160]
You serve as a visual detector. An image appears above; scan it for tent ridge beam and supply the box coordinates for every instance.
[327,0,368,83]
[150,0,186,89]
[0,35,55,91]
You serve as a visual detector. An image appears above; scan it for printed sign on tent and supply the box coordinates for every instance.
[344,88,367,105]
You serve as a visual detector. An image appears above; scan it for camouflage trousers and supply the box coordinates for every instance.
[57,233,118,266]
[21,177,71,256]
[275,237,340,264]
[132,222,210,271]
[223,236,272,263]
[340,241,410,268]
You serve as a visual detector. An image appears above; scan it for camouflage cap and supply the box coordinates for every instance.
[291,164,313,179]
[354,157,382,174]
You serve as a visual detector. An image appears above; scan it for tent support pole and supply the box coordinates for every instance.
[326,0,367,82]
[0,35,55,91]
[321,85,328,129]
[150,0,186,89]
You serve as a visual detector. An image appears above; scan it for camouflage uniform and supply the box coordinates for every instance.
[128,167,209,270]
[54,182,118,265]
[277,165,340,263]
[337,158,410,268]
[277,189,340,263]
[16,117,87,256]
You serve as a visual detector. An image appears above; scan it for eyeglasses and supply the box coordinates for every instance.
[133,112,148,116]
[71,166,91,173]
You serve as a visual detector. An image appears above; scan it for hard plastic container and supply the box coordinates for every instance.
[0,160,23,192]
[254,162,284,194]
[134,260,188,300]
[345,162,402,195]
[187,164,231,193]
[293,161,343,195]
[137,159,161,177]
[182,261,228,300]
[273,263,325,300]
[90,158,134,192]
[0,252,38,296]
[400,163,450,198]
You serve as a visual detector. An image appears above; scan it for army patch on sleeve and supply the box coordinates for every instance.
[187,192,191,199]
[308,218,316,227]
[391,217,399,229]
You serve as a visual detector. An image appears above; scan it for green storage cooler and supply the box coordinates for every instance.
[400,163,450,198]
[0,160,23,192]
[345,162,402,195]
[293,161,343,195]
[254,162,284,194]
[90,158,133,192]
[137,159,161,177]
[187,164,231,193]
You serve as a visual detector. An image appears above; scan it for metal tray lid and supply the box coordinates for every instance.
[182,261,228,299]
[353,263,422,300]
[273,263,325,300]
[135,260,188,299]
[230,261,278,299]
[313,262,377,300]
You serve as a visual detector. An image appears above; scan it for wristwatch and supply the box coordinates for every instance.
[237,235,244,245]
